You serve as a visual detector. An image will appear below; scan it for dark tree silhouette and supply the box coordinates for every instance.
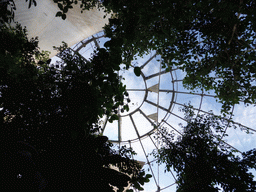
[1,21,150,191]
[152,106,256,192]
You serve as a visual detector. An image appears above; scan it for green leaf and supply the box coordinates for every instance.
[57,3,63,10]
[138,179,144,185]
[124,92,129,97]
[63,6,69,13]
[109,114,119,123]
[62,14,67,20]
[28,0,32,8]
[133,181,140,189]
[134,67,141,77]
[56,11,62,17]
[123,104,129,111]
[33,0,37,7]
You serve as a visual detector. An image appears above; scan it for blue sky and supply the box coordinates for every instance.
[47,31,256,192]
[1,29,255,191]
[1,3,255,191]
[1,29,254,191]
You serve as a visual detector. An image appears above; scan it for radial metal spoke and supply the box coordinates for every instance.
[92,35,100,49]
[220,106,235,141]
[145,69,170,80]
[145,100,169,112]
[126,89,146,91]
[140,53,157,69]
[130,115,140,138]
[172,79,183,82]
[173,102,256,133]
[145,100,186,122]
[172,102,244,153]
[161,183,177,191]
[197,89,204,116]
[162,90,216,97]
[130,115,159,187]
[149,134,159,150]
[139,109,155,126]
[162,120,183,136]
[101,115,109,133]
[118,115,122,142]
[149,133,178,186]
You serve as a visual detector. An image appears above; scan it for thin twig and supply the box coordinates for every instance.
[228,0,243,45]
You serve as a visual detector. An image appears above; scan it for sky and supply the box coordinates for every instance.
[1,3,255,192]
[50,31,256,192]
[1,29,255,191]
[1,29,254,191]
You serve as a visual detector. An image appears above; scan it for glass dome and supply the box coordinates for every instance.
[12,1,256,191]
[52,31,256,192]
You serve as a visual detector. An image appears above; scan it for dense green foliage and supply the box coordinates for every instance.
[2,0,255,190]
[54,0,256,114]
[152,107,256,192]
[0,0,16,24]
[1,21,150,191]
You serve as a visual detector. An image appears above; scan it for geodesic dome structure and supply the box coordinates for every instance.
[14,2,256,192]
[55,32,256,192]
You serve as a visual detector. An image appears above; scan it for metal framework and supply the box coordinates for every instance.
[62,32,256,192]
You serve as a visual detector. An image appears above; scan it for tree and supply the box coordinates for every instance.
[54,0,256,114]
[1,19,151,192]
[151,106,256,192]
[0,0,37,24]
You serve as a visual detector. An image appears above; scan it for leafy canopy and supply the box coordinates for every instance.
[54,0,256,114]
[152,106,256,192]
[1,20,151,191]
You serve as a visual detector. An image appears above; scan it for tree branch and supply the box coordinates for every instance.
[228,0,243,45]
